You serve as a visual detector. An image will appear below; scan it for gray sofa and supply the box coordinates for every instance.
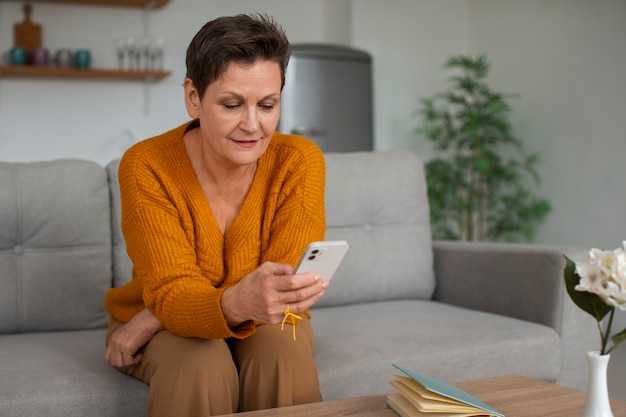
[0,149,596,416]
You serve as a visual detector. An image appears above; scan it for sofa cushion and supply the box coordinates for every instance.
[0,160,111,333]
[315,150,435,307]
[106,159,133,288]
[311,299,561,400]
[0,330,148,417]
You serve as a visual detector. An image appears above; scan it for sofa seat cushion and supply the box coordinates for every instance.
[311,299,561,401]
[0,330,148,417]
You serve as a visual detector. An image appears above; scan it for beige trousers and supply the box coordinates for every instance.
[106,317,322,416]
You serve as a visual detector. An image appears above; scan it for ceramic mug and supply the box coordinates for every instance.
[9,46,27,66]
[74,49,91,69]
[54,49,73,67]
[31,47,49,66]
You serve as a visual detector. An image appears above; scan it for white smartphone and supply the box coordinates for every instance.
[294,240,349,281]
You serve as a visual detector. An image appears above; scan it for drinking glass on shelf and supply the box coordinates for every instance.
[115,36,165,71]
[138,37,152,71]
[124,36,136,70]
[115,38,127,70]
[150,37,165,72]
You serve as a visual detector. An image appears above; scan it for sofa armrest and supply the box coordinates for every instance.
[432,240,597,388]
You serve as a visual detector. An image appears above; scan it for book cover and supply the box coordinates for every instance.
[387,364,505,417]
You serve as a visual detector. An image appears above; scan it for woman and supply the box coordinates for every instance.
[104,14,328,416]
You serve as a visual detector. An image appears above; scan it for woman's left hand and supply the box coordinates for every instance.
[104,308,161,368]
[221,261,329,327]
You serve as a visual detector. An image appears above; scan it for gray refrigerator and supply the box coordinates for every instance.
[279,44,373,152]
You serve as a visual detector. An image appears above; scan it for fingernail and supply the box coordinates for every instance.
[321,280,330,288]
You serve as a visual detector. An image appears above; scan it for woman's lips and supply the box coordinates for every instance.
[232,139,259,148]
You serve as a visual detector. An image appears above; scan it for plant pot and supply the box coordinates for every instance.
[581,351,614,417]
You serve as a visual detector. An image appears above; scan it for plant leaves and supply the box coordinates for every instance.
[416,54,550,242]
[564,256,612,321]
[611,327,626,351]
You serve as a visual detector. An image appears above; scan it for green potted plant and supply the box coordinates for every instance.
[415,54,551,242]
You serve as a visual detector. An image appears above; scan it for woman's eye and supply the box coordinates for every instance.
[224,103,240,110]
[260,103,275,111]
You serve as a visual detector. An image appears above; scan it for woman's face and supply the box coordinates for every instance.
[184,60,282,168]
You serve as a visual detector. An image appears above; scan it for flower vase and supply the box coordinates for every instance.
[581,351,614,417]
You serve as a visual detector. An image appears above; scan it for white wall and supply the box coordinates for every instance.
[468,0,626,251]
[351,0,469,156]
[1,0,625,253]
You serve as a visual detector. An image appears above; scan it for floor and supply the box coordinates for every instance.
[608,347,626,401]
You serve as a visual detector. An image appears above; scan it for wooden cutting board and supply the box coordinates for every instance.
[13,3,41,52]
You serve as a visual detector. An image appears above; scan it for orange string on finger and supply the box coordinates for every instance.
[281,304,302,341]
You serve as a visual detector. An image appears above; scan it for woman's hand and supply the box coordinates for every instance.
[104,308,161,368]
[221,262,330,327]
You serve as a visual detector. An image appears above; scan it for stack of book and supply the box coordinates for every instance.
[387,364,505,417]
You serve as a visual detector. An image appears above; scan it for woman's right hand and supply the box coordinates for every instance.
[221,261,329,327]
[104,308,161,368]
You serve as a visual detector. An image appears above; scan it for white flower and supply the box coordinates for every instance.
[575,241,626,310]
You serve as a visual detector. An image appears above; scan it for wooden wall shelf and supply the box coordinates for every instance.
[0,0,171,9]
[0,65,171,81]
[0,0,171,114]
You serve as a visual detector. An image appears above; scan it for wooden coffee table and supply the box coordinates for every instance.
[225,374,626,416]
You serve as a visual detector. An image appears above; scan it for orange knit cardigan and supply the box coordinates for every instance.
[104,121,326,339]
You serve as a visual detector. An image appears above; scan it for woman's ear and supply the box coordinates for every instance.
[183,78,201,119]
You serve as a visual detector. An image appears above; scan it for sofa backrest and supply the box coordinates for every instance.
[106,159,132,288]
[0,160,111,333]
[107,150,436,307]
[314,150,435,307]
[0,151,433,333]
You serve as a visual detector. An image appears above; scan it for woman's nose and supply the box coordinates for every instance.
[240,108,260,132]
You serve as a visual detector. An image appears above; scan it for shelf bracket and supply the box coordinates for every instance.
[142,0,156,116]
[142,3,153,38]
[143,76,155,116]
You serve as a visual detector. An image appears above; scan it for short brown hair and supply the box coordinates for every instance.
[185,13,291,98]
